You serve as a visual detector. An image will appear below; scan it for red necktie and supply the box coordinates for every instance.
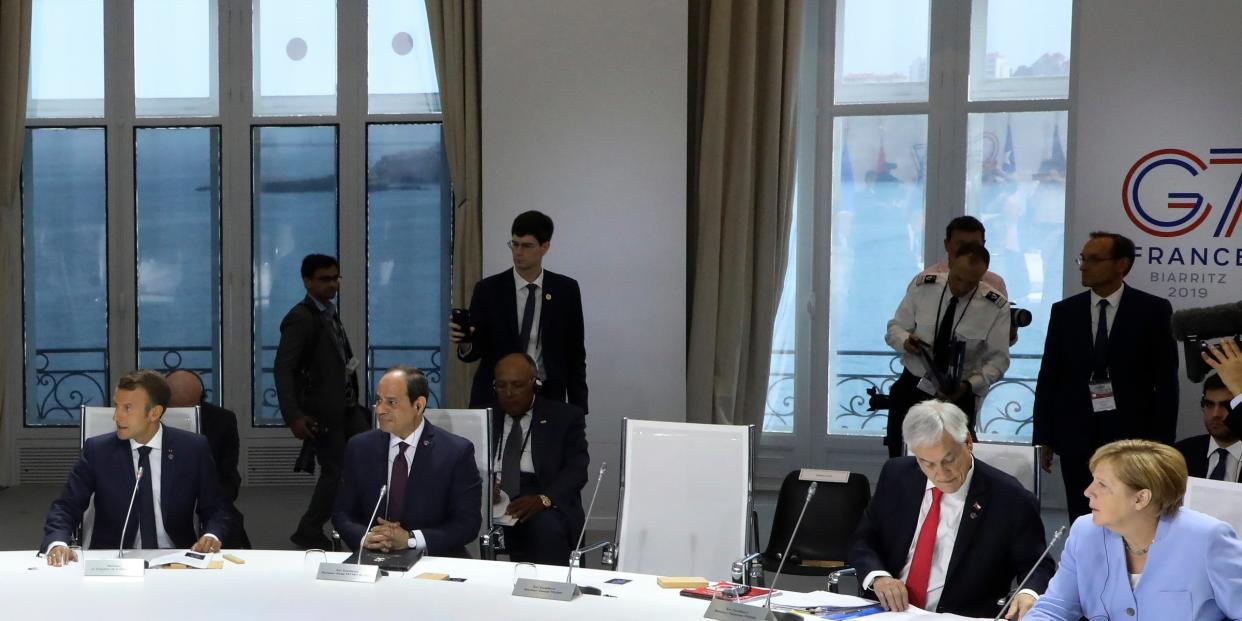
[906,487,943,609]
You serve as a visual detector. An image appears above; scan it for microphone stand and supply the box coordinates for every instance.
[763,482,817,620]
[565,462,607,587]
[117,466,144,559]
[84,466,148,576]
[991,525,1066,621]
[315,484,388,583]
[357,485,388,565]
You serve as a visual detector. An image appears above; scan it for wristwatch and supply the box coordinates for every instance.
[539,494,552,508]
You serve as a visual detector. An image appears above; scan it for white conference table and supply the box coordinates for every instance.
[0,550,984,620]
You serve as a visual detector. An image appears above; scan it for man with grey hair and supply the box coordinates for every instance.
[849,400,1053,619]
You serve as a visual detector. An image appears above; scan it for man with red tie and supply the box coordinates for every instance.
[849,400,1054,619]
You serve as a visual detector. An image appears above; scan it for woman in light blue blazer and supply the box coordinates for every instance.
[1025,440,1242,620]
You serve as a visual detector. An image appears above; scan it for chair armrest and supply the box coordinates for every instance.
[570,540,614,569]
[827,567,857,594]
[480,525,506,560]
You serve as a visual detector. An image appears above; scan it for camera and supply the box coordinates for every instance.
[1185,334,1242,383]
[293,440,317,474]
[1010,306,1033,328]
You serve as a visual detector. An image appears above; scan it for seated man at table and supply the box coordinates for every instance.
[333,365,482,558]
[849,400,1054,619]
[490,353,589,565]
[1174,373,1241,482]
[41,369,235,566]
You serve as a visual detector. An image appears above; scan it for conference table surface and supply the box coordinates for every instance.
[0,550,985,620]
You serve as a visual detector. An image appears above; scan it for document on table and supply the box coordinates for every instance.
[148,550,214,569]
[761,591,988,619]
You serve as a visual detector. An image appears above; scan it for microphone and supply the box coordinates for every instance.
[764,481,817,620]
[565,461,607,586]
[991,525,1067,621]
[357,484,388,564]
[117,466,144,559]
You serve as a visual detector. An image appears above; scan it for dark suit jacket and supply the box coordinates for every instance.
[460,269,588,412]
[41,426,234,552]
[849,457,1054,618]
[1175,434,1242,482]
[1033,285,1179,456]
[332,423,482,558]
[490,396,590,540]
[199,402,242,502]
[274,296,359,429]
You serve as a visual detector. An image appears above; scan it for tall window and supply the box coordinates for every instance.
[766,0,1074,444]
[21,0,449,429]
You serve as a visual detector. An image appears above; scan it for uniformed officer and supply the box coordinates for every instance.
[883,241,1011,457]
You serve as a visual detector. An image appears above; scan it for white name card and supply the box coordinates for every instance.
[799,468,848,484]
[316,562,380,583]
[512,578,581,601]
[84,558,146,578]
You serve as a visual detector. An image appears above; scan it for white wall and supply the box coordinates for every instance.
[480,0,688,532]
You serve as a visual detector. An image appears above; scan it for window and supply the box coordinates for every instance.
[21,1,449,433]
[766,0,1074,444]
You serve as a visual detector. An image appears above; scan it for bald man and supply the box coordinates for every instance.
[166,370,251,548]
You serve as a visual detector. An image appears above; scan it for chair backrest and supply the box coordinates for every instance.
[971,442,1040,498]
[422,408,494,552]
[614,419,753,577]
[1185,476,1242,534]
[763,470,871,566]
[81,405,200,446]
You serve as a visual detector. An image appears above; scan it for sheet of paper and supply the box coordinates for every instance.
[148,550,213,569]
[492,490,517,526]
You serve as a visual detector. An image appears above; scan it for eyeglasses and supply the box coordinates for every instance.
[492,380,534,393]
[1202,398,1232,410]
[1075,255,1116,266]
[507,240,540,251]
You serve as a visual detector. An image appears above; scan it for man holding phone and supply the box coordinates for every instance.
[450,211,588,413]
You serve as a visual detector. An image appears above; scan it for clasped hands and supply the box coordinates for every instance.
[364,517,410,553]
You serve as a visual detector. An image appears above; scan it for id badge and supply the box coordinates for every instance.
[916,375,938,396]
[346,357,360,372]
[1089,381,1116,413]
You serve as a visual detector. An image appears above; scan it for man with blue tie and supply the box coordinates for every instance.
[1175,374,1241,482]
[41,370,234,566]
[332,365,482,558]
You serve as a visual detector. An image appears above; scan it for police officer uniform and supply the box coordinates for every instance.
[883,272,1011,456]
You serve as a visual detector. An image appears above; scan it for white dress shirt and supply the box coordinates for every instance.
[514,269,546,380]
[386,422,428,551]
[1089,283,1125,340]
[493,409,536,474]
[1207,437,1242,482]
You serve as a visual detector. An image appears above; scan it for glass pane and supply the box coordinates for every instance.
[22,128,108,426]
[366,124,449,406]
[966,111,1068,442]
[969,0,1072,101]
[253,126,338,425]
[135,0,220,117]
[27,0,105,118]
[136,128,223,402]
[835,0,930,105]
[253,0,337,116]
[827,115,928,436]
[765,196,797,433]
[368,0,440,114]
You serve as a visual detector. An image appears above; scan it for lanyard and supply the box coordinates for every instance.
[932,283,976,349]
[494,415,535,463]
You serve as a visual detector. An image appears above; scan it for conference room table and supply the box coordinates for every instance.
[0,550,985,620]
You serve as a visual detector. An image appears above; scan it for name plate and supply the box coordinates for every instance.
[512,578,581,601]
[316,562,381,583]
[799,468,848,484]
[703,599,774,621]
[84,558,146,578]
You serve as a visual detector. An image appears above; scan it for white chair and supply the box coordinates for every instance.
[1185,476,1242,534]
[422,408,494,559]
[971,442,1040,499]
[77,405,202,548]
[608,419,755,578]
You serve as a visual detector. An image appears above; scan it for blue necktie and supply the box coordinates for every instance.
[1209,447,1230,481]
[136,446,158,549]
[1093,300,1110,380]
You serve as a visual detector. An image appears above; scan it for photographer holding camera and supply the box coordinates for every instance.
[884,242,1012,457]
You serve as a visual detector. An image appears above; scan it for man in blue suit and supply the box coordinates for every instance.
[332,365,481,558]
[41,370,234,566]
[489,353,589,565]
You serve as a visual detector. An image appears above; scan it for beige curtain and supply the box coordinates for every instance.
[0,0,32,485]
[425,0,483,409]
[687,0,803,427]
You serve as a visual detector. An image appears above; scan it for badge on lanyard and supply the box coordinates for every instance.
[1089,380,1116,413]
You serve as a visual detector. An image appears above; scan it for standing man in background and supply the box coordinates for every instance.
[1033,232,1178,520]
[276,254,369,550]
[450,210,588,413]
[913,216,1008,297]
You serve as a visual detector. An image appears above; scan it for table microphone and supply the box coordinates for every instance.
[565,461,607,587]
[357,484,388,564]
[764,481,817,621]
[117,466,145,559]
[991,525,1066,621]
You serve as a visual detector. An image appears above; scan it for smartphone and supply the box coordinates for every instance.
[451,308,472,343]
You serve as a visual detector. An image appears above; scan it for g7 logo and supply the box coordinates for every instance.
[1122,148,1242,238]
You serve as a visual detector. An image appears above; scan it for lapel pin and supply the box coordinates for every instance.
[423,440,430,446]
[166,449,175,461]
[545,293,552,301]
[972,501,982,511]
[540,419,548,424]
[970,512,978,519]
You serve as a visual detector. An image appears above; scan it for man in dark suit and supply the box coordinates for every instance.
[1034,232,1178,519]
[450,210,588,412]
[489,353,588,565]
[166,369,252,548]
[42,370,234,566]
[1174,373,1240,481]
[275,253,369,549]
[850,400,1053,619]
[333,365,481,558]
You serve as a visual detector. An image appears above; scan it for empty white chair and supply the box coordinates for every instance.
[611,419,754,577]
[1185,476,1242,534]
[971,441,1040,498]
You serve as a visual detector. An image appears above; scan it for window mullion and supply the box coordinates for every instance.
[338,0,368,403]
[105,0,138,381]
